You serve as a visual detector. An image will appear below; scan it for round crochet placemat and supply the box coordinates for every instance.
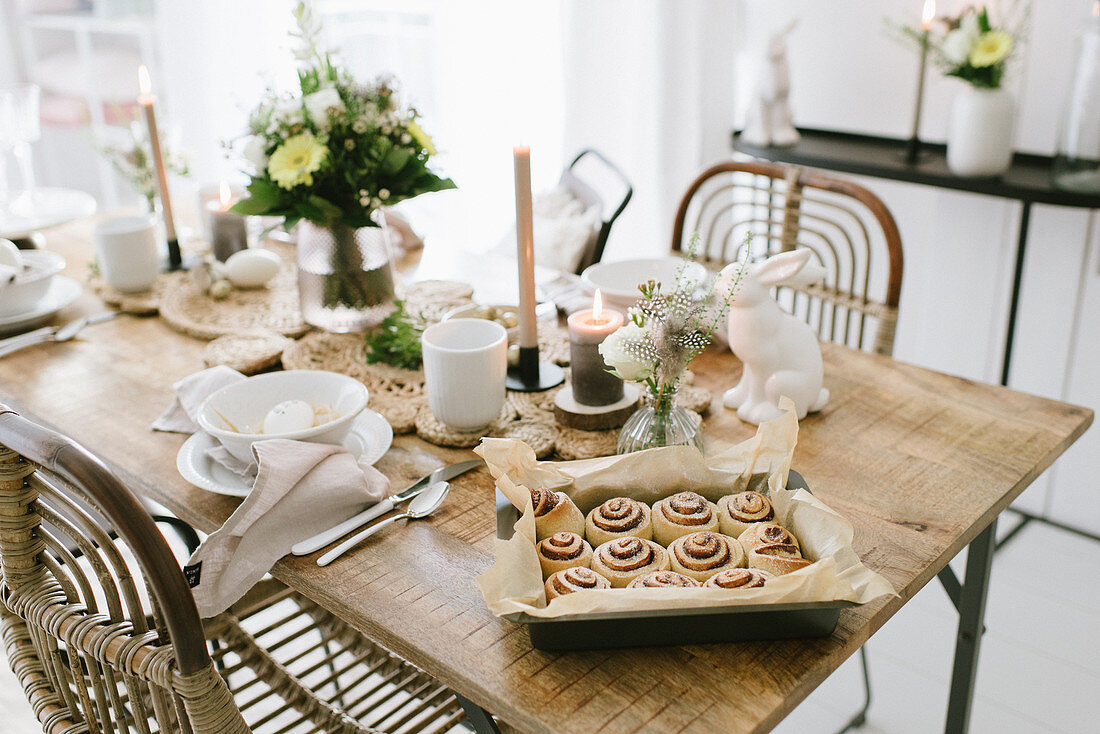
[414,402,517,448]
[494,419,558,459]
[202,331,293,374]
[89,271,186,315]
[401,280,475,323]
[370,394,424,435]
[555,426,620,461]
[159,247,307,340]
[281,332,425,399]
[677,385,714,414]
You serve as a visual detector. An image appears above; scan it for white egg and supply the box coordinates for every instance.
[0,239,23,270]
[262,399,315,434]
[225,248,281,288]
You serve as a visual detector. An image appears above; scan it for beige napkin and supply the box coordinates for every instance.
[185,439,389,617]
[152,365,245,434]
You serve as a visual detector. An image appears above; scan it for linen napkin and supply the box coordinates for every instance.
[152,365,245,434]
[184,439,389,617]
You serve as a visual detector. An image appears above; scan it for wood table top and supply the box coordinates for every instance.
[0,219,1092,733]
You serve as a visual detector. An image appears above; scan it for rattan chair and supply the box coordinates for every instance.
[672,160,903,356]
[0,406,469,734]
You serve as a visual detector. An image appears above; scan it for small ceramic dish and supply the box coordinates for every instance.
[580,258,707,312]
[0,250,66,317]
[442,301,557,342]
[197,370,370,462]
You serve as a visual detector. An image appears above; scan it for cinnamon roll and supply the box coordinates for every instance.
[717,491,775,538]
[667,531,746,582]
[651,491,719,546]
[584,497,653,547]
[738,523,813,576]
[544,567,611,601]
[590,536,670,588]
[536,532,593,580]
[530,487,584,541]
[703,568,772,589]
[627,570,700,589]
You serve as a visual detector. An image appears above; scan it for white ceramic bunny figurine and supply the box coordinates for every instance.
[716,249,828,425]
[741,20,801,148]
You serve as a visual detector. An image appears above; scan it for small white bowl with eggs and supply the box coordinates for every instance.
[197,370,369,462]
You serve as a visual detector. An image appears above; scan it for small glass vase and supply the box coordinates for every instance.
[297,212,397,332]
[617,385,703,454]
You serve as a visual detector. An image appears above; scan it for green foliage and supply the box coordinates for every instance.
[364,301,424,370]
[232,1,455,230]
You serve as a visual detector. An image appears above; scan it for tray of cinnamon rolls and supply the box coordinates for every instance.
[495,471,857,651]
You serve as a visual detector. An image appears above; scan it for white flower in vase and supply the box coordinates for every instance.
[304,87,345,130]
[242,136,269,173]
[941,28,973,65]
[599,322,657,382]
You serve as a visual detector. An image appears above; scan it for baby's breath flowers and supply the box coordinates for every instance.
[600,234,746,398]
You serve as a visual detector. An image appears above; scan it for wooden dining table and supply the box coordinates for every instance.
[0,217,1092,734]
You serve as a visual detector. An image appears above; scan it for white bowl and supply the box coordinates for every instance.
[580,257,707,312]
[0,250,65,317]
[197,370,370,462]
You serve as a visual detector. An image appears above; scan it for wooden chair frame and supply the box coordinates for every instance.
[672,160,903,355]
[0,406,465,734]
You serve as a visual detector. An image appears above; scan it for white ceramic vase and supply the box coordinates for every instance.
[947,86,1015,177]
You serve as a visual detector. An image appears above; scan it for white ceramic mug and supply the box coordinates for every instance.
[422,319,507,431]
[94,215,159,293]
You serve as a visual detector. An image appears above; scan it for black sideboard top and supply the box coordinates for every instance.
[731,128,1100,209]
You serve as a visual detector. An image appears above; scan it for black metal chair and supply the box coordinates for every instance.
[559,149,633,274]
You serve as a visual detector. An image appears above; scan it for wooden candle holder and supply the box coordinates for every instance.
[553,384,639,431]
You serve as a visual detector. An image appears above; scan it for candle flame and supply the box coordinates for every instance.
[219,181,232,208]
[592,289,603,320]
[1094,0,1099,18]
[921,0,935,30]
[137,65,152,96]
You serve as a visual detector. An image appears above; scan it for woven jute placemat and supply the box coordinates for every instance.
[202,331,293,374]
[89,271,187,315]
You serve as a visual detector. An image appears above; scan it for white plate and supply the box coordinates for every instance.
[580,257,708,312]
[0,188,98,238]
[176,408,394,497]
[0,275,81,335]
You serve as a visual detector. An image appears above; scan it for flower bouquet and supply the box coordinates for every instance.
[599,236,744,454]
[899,4,1026,177]
[233,2,454,330]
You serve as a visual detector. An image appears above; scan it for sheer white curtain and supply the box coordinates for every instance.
[561,0,737,260]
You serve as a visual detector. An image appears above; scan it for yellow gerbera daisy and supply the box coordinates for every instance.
[268,132,327,190]
[969,31,1012,68]
[406,119,437,156]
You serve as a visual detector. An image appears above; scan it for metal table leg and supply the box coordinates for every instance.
[944,519,997,734]
[1000,201,1032,387]
[455,693,502,734]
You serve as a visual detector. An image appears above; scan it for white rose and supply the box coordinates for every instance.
[941,28,973,65]
[599,322,656,382]
[958,11,980,42]
[273,98,304,127]
[304,87,344,129]
[242,136,268,173]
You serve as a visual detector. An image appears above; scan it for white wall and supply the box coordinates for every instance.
[736,0,1100,533]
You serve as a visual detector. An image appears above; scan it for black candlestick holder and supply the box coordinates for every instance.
[506,345,565,392]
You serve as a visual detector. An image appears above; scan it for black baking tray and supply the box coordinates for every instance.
[495,470,857,651]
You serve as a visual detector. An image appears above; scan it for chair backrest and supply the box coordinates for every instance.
[672,160,904,355]
[562,148,633,274]
[0,406,249,734]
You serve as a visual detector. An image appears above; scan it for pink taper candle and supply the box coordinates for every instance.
[513,146,538,348]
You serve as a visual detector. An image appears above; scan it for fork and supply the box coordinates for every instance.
[0,312,117,358]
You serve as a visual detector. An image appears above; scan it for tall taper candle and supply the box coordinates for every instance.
[513,146,538,349]
[137,65,182,269]
[906,0,936,164]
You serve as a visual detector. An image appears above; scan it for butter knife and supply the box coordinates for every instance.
[291,458,482,555]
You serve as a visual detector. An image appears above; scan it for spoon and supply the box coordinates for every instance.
[317,481,450,567]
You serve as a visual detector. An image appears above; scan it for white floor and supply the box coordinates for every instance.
[1,520,1097,733]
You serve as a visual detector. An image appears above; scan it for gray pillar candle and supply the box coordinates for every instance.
[206,183,248,261]
[566,294,625,406]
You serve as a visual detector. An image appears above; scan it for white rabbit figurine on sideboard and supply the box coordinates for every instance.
[741,20,800,148]
[716,249,829,425]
